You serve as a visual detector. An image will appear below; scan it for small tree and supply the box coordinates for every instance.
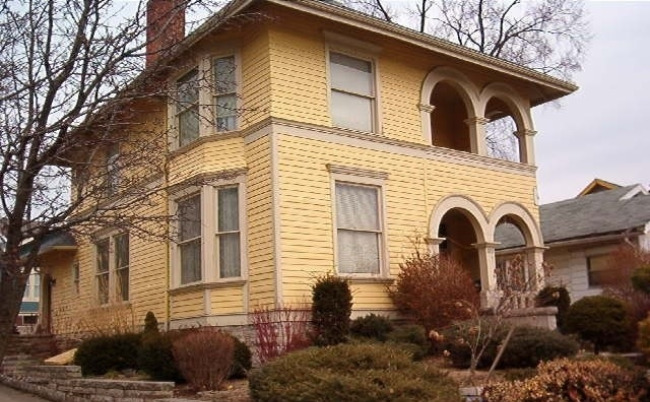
[388,252,479,332]
[565,295,630,354]
[311,273,352,346]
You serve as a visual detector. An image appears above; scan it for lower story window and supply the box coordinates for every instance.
[96,239,110,304]
[335,182,382,274]
[178,194,202,284]
[95,233,130,304]
[587,254,614,288]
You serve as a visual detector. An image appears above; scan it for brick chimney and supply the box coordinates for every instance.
[146,0,186,67]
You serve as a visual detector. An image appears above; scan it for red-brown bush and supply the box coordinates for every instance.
[388,252,479,331]
[172,329,234,391]
[249,305,311,364]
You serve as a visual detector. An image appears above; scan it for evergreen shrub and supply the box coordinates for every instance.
[565,295,630,354]
[350,314,393,341]
[74,333,141,376]
[248,343,458,402]
[311,273,352,346]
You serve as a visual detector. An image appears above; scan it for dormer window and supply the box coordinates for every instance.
[329,52,376,133]
[176,68,200,147]
[214,55,238,132]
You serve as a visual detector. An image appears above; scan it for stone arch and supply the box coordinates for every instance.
[419,67,481,145]
[479,82,533,132]
[488,201,543,247]
[428,195,489,244]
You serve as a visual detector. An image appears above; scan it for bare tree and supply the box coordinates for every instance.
[0,0,234,362]
[340,0,589,159]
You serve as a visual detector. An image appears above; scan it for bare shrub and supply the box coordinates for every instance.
[249,305,312,364]
[172,329,234,391]
[388,252,479,331]
[602,246,650,325]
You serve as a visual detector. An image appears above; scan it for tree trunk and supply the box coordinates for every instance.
[0,257,30,365]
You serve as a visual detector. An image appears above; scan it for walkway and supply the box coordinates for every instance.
[0,384,48,402]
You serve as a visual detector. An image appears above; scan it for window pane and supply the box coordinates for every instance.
[214,56,236,94]
[177,69,199,106]
[338,230,380,274]
[117,268,129,301]
[331,91,373,132]
[24,277,30,298]
[330,52,372,96]
[96,239,109,273]
[336,183,379,230]
[114,233,129,269]
[218,187,239,232]
[34,275,40,298]
[179,106,199,146]
[179,195,201,241]
[180,239,202,284]
[97,273,109,304]
[215,94,237,132]
[219,233,241,278]
[588,255,614,287]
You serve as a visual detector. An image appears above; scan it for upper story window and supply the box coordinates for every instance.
[335,182,383,274]
[214,56,238,132]
[329,52,376,133]
[176,68,200,147]
[105,143,120,196]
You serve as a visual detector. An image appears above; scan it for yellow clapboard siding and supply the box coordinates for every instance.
[171,291,204,319]
[210,286,245,314]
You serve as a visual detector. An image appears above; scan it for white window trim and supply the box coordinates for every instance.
[169,175,248,289]
[210,52,242,134]
[325,40,382,135]
[168,49,242,151]
[329,167,389,278]
[93,231,130,306]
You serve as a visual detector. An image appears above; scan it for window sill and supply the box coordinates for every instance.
[169,279,247,295]
[339,276,394,285]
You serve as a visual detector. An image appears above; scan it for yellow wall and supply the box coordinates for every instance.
[276,133,537,309]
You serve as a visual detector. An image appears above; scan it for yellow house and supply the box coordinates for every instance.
[39,0,576,335]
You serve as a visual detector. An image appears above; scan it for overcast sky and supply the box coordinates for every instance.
[535,1,650,203]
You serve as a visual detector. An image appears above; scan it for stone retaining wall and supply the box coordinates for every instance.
[0,364,174,402]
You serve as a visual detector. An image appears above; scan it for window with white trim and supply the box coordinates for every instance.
[96,238,110,304]
[114,233,130,301]
[329,52,376,132]
[176,68,200,147]
[173,182,244,287]
[213,56,238,132]
[216,186,241,277]
[587,254,614,288]
[105,143,119,196]
[95,233,130,304]
[178,194,202,284]
[335,182,382,274]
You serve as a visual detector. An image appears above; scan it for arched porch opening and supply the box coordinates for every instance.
[485,97,521,162]
[430,82,471,152]
[438,208,482,292]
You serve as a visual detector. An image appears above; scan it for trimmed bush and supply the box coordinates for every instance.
[483,358,648,401]
[311,273,352,346]
[386,324,429,361]
[229,335,253,379]
[138,331,183,382]
[443,324,578,369]
[565,295,630,354]
[350,314,393,341]
[74,333,141,376]
[249,343,459,402]
[536,285,571,332]
[389,252,479,331]
[172,329,234,391]
[632,265,650,295]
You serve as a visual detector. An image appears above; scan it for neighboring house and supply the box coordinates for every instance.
[35,0,576,334]
[542,179,650,302]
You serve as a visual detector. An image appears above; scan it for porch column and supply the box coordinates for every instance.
[524,246,547,291]
[514,129,537,165]
[464,117,489,156]
[424,236,445,255]
[473,242,500,308]
[419,103,435,144]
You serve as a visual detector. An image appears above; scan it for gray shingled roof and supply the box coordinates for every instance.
[540,185,650,244]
